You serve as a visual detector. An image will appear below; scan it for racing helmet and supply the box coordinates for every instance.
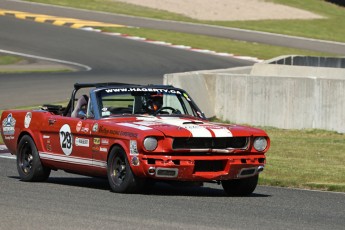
[142,93,163,113]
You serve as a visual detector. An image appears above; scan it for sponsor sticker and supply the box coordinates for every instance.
[93,138,100,145]
[77,122,90,133]
[46,143,52,152]
[81,123,90,133]
[130,140,139,156]
[102,111,111,117]
[92,145,100,152]
[104,88,182,95]
[183,93,191,101]
[24,112,32,128]
[75,137,90,147]
[99,126,138,138]
[2,113,16,136]
[101,138,109,145]
[92,123,99,132]
[131,156,140,166]
[100,147,108,152]
[76,121,82,132]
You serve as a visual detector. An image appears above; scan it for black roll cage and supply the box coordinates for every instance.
[63,82,206,119]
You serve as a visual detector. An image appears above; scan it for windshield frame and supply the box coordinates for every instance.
[87,86,206,120]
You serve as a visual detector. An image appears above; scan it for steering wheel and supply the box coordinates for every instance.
[153,106,177,115]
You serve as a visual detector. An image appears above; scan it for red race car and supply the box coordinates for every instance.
[1,83,270,195]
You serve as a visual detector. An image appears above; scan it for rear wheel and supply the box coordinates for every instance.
[221,175,258,196]
[107,146,144,193]
[17,135,51,182]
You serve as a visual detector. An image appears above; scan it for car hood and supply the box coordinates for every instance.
[106,116,267,138]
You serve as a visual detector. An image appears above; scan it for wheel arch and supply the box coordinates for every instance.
[17,130,45,154]
[107,135,136,159]
[106,140,143,177]
[106,142,126,163]
[17,131,35,148]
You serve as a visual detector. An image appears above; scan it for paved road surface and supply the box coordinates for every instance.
[0,150,344,230]
[0,15,250,109]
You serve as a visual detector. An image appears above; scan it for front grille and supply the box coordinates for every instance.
[194,160,226,172]
[173,137,248,149]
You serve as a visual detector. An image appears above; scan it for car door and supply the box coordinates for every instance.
[40,115,94,174]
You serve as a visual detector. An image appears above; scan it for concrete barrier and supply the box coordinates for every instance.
[164,56,345,133]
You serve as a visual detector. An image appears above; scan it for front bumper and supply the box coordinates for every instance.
[132,154,266,181]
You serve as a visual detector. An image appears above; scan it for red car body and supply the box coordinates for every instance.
[1,83,270,195]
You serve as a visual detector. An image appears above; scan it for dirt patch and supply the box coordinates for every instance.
[115,0,324,21]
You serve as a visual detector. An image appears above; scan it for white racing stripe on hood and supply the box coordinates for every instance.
[209,127,233,137]
[158,118,233,137]
[131,117,233,137]
[183,124,212,137]
[157,117,212,137]
[118,122,152,130]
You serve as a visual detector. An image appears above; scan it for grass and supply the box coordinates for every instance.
[0,55,22,65]
[0,55,74,73]
[26,0,345,43]
[261,127,345,192]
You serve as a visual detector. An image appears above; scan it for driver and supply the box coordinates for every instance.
[142,93,163,114]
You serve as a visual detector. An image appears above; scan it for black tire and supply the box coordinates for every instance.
[107,146,144,193]
[221,175,259,196]
[17,135,51,182]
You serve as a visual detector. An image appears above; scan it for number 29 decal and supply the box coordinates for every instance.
[60,124,73,155]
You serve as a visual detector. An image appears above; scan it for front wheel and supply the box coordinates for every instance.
[221,175,258,196]
[17,135,51,182]
[107,146,144,193]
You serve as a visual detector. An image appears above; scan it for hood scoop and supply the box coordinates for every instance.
[182,121,204,125]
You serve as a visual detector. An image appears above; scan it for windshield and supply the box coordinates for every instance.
[94,87,202,118]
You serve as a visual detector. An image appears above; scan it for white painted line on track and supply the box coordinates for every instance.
[100,32,263,62]
[0,145,15,160]
[0,144,7,152]
[0,154,16,160]
[0,49,92,71]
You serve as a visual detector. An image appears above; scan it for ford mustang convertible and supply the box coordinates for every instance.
[1,83,270,195]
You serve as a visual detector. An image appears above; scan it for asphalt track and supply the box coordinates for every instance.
[0,150,344,230]
[0,15,250,109]
[0,1,344,229]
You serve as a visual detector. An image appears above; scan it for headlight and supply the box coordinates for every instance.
[253,137,267,152]
[143,137,158,151]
